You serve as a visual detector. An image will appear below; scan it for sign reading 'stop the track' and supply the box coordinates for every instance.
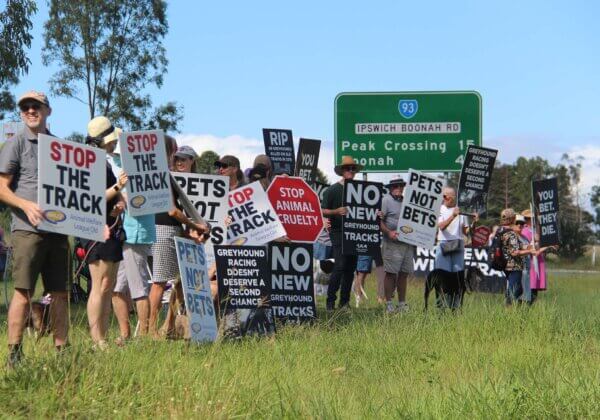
[334,91,481,172]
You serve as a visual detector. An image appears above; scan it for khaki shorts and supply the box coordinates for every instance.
[11,230,69,292]
[382,240,415,275]
[114,244,152,300]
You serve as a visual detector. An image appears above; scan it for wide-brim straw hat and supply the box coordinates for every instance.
[87,116,121,146]
[386,176,406,189]
[521,209,533,218]
[334,156,363,176]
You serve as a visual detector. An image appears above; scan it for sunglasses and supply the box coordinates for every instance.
[19,102,42,112]
[343,165,358,172]
[214,162,229,169]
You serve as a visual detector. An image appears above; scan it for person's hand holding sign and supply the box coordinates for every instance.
[336,206,347,216]
[110,201,125,218]
[117,171,128,190]
[21,199,44,227]
[388,230,399,241]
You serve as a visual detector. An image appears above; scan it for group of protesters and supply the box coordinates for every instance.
[1,90,553,369]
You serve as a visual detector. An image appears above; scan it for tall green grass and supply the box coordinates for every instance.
[1,273,599,418]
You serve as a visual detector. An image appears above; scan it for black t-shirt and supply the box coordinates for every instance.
[106,164,119,226]
[322,182,343,233]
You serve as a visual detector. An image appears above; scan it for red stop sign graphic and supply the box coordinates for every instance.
[471,225,491,248]
[267,176,324,243]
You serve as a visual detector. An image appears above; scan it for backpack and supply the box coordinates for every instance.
[489,228,507,271]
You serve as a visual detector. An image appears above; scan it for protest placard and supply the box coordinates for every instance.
[215,245,275,338]
[457,145,497,216]
[342,180,383,255]
[413,246,505,293]
[396,170,444,249]
[270,243,316,323]
[294,138,321,182]
[172,173,229,264]
[174,237,218,343]
[532,177,560,247]
[118,130,172,216]
[471,225,491,248]
[311,181,329,202]
[227,181,287,245]
[267,176,323,243]
[37,134,106,241]
[262,128,295,175]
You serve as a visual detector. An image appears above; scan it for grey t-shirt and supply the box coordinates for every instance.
[381,193,403,242]
[0,127,50,232]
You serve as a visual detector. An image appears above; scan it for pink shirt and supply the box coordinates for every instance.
[522,226,547,290]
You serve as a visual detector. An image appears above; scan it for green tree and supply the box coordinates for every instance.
[0,0,37,119]
[589,185,600,241]
[42,0,182,132]
[196,150,219,175]
[315,168,329,185]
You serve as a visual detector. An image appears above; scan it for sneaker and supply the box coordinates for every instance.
[385,301,395,313]
[397,302,409,313]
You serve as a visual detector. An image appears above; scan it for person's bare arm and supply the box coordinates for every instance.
[322,207,346,217]
[0,174,43,226]
[438,206,460,231]
[379,215,398,240]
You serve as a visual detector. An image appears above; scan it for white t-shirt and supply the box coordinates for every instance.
[437,205,467,241]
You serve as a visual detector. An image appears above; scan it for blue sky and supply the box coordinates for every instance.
[5,1,600,202]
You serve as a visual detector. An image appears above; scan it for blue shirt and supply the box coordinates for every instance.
[109,155,156,244]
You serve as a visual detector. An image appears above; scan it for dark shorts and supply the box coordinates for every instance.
[84,237,123,264]
[11,230,69,292]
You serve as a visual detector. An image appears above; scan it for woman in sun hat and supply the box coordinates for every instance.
[520,208,551,303]
[499,209,536,305]
[84,116,128,349]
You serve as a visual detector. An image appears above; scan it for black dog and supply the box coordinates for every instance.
[424,268,474,310]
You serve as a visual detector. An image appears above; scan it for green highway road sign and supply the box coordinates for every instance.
[334,91,481,172]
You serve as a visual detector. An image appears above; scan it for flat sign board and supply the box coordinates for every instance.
[37,135,107,242]
[335,91,481,172]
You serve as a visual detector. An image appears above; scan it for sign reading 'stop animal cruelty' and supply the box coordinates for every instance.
[118,130,172,216]
[174,237,218,343]
[532,177,560,247]
[267,176,323,243]
[396,170,443,249]
[37,135,106,242]
[270,243,316,323]
[263,128,295,175]
[342,180,383,256]
[457,145,497,217]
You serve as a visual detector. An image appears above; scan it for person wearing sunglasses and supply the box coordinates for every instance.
[0,91,70,367]
[214,155,246,191]
[499,210,537,305]
[321,156,363,310]
[433,187,477,309]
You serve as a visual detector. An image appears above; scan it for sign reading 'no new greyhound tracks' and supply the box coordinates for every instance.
[335,91,481,172]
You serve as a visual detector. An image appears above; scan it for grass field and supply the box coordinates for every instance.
[1,272,600,418]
